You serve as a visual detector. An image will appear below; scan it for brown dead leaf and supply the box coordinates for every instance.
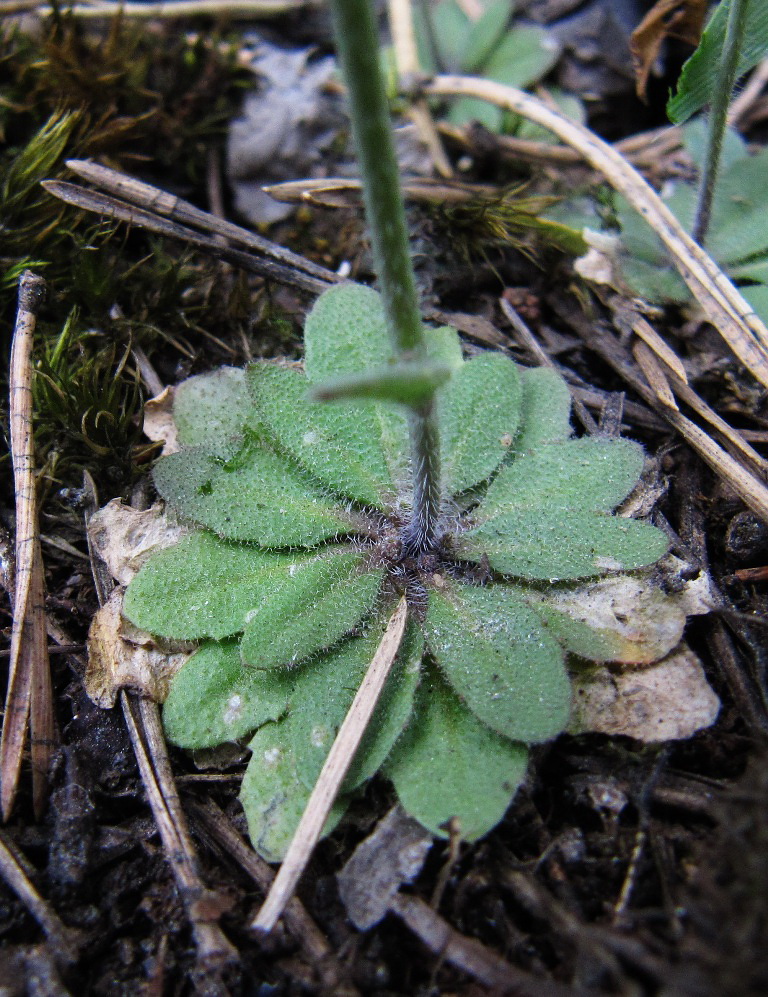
[570,644,720,741]
[87,499,188,587]
[86,588,192,708]
[143,385,179,456]
[630,0,708,101]
[539,562,713,665]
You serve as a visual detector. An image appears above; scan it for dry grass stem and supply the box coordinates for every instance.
[1,272,54,822]
[425,76,768,389]
[3,0,316,17]
[253,597,409,934]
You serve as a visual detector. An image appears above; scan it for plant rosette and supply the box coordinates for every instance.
[117,282,694,861]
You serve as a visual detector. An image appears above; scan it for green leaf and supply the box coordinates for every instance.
[431,0,471,71]
[424,581,570,742]
[285,619,422,793]
[463,0,515,73]
[515,366,572,453]
[438,353,522,495]
[457,507,669,580]
[173,367,257,449]
[478,438,646,520]
[239,548,384,669]
[249,363,408,510]
[163,639,294,749]
[384,664,528,840]
[311,360,453,407]
[240,723,348,862]
[123,531,292,640]
[304,283,396,382]
[483,25,559,89]
[424,323,464,369]
[153,439,353,546]
[668,0,768,124]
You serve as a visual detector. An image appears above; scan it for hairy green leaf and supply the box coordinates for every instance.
[249,362,408,509]
[173,367,257,449]
[285,619,422,793]
[516,366,572,452]
[240,723,348,862]
[239,548,384,669]
[304,283,396,382]
[424,581,570,742]
[384,664,528,840]
[478,438,645,519]
[668,0,768,124]
[123,531,290,640]
[163,639,294,749]
[458,507,669,580]
[438,353,522,495]
[153,440,353,546]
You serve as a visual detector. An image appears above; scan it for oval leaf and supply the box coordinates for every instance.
[249,362,409,509]
[123,531,292,640]
[438,353,522,495]
[384,665,528,840]
[163,639,294,749]
[239,548,384,669]
[173,367,257,449]
[153,440,352,546]
[424,581,571,743]
[478,437,646,520]
[240,724,348,862]
[515,366,572,453]
[458,508,669,581]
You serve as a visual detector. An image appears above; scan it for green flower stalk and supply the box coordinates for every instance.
[328,0,442,551]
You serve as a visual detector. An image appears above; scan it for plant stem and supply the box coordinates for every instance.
[692,0,749,245]
[329,0,442,550]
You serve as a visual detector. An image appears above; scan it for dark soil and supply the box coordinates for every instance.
[2,3,768,995]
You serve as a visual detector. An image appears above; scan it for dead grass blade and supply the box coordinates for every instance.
[1,271,54,822]
[253,597,409,934]
[425,76,768,390]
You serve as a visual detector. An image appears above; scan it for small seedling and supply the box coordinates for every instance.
[413,0,561,132]
[123,282,668,859]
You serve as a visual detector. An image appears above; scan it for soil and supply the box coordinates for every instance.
[1,3,768,995]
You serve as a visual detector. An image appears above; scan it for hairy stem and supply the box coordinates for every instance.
[329,0,442,550]
[692,0,749,245]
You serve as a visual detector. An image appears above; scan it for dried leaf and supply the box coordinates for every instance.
[85,589,191,708]
[87,499,189,587]
[630,0,707,101]
[142,386,179,456]
[337,806,432,931]
[570,644,720,741]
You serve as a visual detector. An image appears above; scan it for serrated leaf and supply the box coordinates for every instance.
[312,360,452,407]
[283,619,422,793]
[173,367,257,449]
[163,639,294,749]
[458,507,669,580]
[515,366,572,453]
[239,548,384,669]
[668,0,768,124]
[384,664,528,840]
[123,531,292,640]
[153,440,352,546]
[424,581,570,742]
[249,363,408,509]
[240,723,348,862]
[438,353,522,495]
[478,438,646,520]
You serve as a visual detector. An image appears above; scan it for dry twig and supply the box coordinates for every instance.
[425,76,768,389]
[253,597,409,933]
[1,271,55,821]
